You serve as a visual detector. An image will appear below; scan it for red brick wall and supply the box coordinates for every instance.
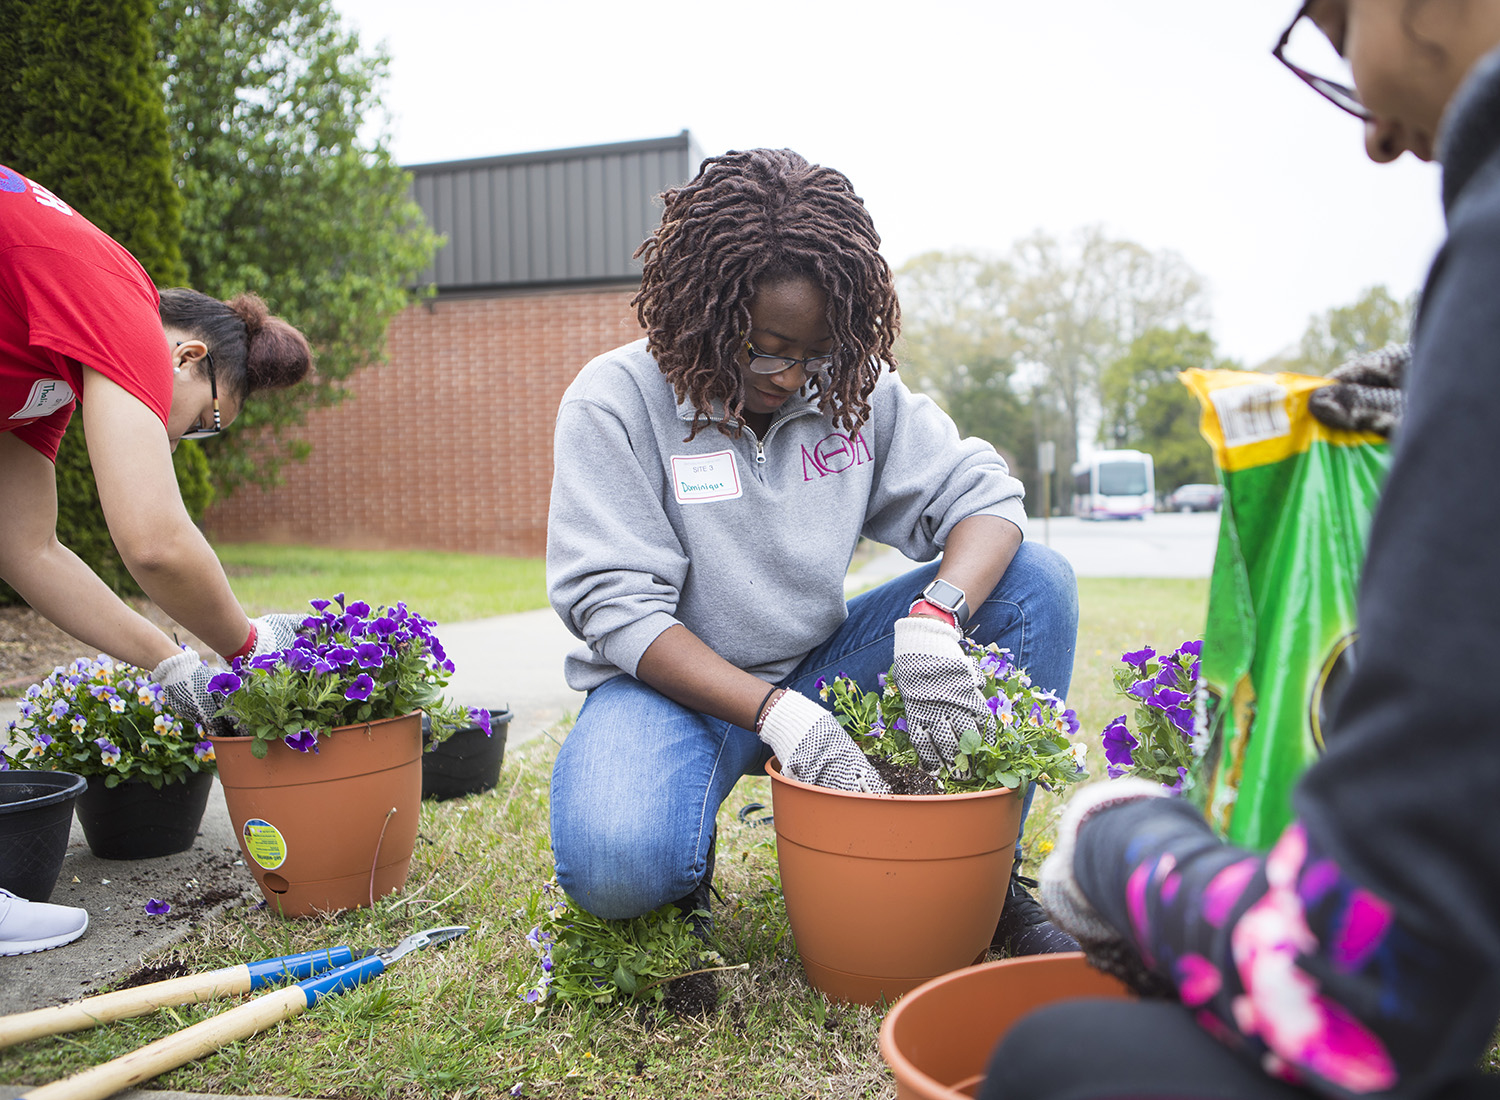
[205,283,643,557]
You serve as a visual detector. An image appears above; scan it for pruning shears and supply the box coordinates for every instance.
[11,925,468,1100]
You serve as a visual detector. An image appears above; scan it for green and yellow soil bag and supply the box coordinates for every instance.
[1182,369,1390,850]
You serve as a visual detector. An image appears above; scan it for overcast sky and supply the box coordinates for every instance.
[328,0,1448,368]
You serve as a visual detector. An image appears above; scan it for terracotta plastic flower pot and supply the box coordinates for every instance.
[0,770,86,902]
[879,954,1133,1099]
[766,757,1023,1006]
[74,770,214,860]
[211,713,422,918]
[421,707,511,801]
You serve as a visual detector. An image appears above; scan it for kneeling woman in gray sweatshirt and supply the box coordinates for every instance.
[546,148,1078,955]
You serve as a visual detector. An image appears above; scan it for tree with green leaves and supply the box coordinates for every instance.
[1272,284,1415,376]
[895,251,1030,474]
[154,0,442,492]
[0,0,213,603]
[1099,326,1233,494]
[1008,226,1207,504]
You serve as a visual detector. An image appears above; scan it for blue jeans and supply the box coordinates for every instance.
[549,541,1079,919]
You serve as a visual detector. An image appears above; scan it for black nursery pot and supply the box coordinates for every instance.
[74,769,214,860]
[422,708,511,801]
[0,770,87,901]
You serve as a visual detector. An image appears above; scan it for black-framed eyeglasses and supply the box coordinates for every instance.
[178,349,221,440]
[743,339,836,378]
[1273,6,1375,122]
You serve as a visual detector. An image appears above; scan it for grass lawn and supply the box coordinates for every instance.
[215,543,549,623]
[1,577,1214,1099]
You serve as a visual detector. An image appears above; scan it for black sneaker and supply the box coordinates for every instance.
[991,867,1080,956]
[671,832,718,941]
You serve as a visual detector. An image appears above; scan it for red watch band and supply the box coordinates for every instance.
[908,599,959,629]
[225,622,258,662]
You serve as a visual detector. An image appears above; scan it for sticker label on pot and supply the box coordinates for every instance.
[242,818,287,870]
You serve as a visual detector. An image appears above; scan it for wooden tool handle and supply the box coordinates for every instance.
[21,984,307,1100]
[0,966,249,1049]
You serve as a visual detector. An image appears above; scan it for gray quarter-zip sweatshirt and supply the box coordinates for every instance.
[546,338,1028,692]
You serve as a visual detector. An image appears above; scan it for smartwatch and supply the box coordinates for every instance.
[918,578,971,629]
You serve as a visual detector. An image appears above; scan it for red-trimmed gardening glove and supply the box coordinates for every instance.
[246,613,305,660]
[152,648,236,737]
[758,690,891,794]
[892,615,993,776]
[1039,777,1175,997]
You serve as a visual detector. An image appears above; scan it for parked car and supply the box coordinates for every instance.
[1164,483,1222,512]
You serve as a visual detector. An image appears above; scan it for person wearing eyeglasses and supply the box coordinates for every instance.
[976,4,1500,1098]
[0,167,310,757]
[546,148,1080,955]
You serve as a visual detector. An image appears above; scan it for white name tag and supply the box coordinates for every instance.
[671,449,743,504]
[9,378,75,420]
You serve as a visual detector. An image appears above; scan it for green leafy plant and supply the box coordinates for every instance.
[821,640,1089,794]
[519,880,732,1010]
[1100,641,1205,790]
[209,593,478,759]
[2,656,215,788]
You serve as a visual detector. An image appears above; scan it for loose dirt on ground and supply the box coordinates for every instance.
[0,602,208,695]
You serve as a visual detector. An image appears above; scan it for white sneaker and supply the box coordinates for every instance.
[0,887,89,955]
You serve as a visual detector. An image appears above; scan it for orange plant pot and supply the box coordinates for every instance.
[880,954,1132,1099]
[211,713,423,918]
[766,757,1023,1006]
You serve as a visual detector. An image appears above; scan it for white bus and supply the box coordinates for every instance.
[1071,449,1155,520]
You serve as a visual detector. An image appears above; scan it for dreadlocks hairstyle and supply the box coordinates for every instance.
[632,149,900,439]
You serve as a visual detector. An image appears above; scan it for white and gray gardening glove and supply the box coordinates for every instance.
[758,689,891,794]
[1307,343,1409,438]
[246,613,305,660]
[892,615,993,776]
[152,648,236,737]
[1040,777,1172,995]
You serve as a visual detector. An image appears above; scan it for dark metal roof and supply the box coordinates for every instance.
[408,131,704,291]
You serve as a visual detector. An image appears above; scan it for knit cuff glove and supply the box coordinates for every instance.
[247,613,304,660]
[1307,344,1409,438]
[1040,777,1175,996]
[152,648,234,737]
[759,689,891,794]
[893,614,992,775]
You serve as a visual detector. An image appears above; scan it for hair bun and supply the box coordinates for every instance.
[225,292,270,337]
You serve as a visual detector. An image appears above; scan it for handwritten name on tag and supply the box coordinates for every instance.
[671,450,742,504]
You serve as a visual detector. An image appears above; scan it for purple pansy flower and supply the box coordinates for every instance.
[325,646,357,668]
[344,674,375,702]
[1102,715,1137,778]
[472,708,492,737]
[355,642,386,669]
[284,728,319,753]
[1122,646,1156,668]
[207,671,243,695]
[145,898,171,915]
[1176,640,1204,658]
[309,598,331,612]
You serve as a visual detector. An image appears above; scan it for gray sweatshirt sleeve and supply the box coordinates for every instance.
[859,371,1028,557]
[546,394,685,679]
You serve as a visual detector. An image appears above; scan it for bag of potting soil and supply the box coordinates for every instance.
[1180,368,1392,851]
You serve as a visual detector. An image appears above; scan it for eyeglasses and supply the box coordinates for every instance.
[1273,7,1375,122]
[743,339,836,377]
[178,349,222,440]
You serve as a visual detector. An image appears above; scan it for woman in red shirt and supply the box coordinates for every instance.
[0,165,308,745]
